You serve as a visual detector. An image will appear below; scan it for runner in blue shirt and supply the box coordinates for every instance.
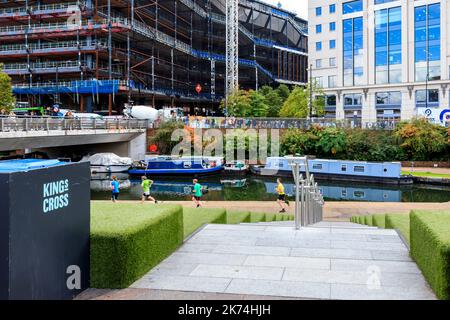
[111,176,120,203]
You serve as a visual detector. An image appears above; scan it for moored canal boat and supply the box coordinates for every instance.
[251,157,414,185]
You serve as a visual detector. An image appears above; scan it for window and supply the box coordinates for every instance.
[415,89,440,107]
[375,7,402,84]
[354,166,365,173]
[329,4,336,14]
[341,165,347,172]
[375,0,397,4]
[316,42,322,51]
[343,0,363,15]
[316,7,322,16]
[315,77,323,88]
[330,40,336,49]
[316,24,322,34]
[313,164,323,170]
[329,57,336,67]
[415,3,441,81]
[326,95,337,107]
[330,22,336,31]
[343,17,364,86]
[343,93,362,108]
[316,59,322,68]
[375,92,402,108]
[328,75,336,88]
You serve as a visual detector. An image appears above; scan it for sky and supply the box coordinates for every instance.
[261,0,308,19]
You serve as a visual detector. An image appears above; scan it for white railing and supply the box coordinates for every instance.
[286,156,324,228]
[0,116,149,132]
[0,2,86,15]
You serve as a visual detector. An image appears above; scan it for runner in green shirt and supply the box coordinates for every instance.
[141,176,157,204]
[192,179,203,208]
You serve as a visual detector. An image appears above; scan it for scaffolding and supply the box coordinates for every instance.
[0,0,308,115]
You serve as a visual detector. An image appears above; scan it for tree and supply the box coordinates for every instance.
[275,84,290,104]
[249,90,269,117]
[315,127,347,157]
[0,64,15,112]
[259,85,283,117]
[220,89,252,117]
[279,82,324,118]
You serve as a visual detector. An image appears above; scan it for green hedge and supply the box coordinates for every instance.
[386,214,410,244]
[183,207,227,238]
[372,214,386,228]
[90,203,183,289]
[226,211,251,224]
[265,213,276,222]
[251,212,266,223]
[364,215,373,226]
[410,211,450,300]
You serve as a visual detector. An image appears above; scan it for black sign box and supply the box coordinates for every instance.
[0,162,90,300]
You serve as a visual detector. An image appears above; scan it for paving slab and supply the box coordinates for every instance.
[128,222,436,300]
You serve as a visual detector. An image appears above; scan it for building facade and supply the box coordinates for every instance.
[0,0,308,115]
[308,0,450,124]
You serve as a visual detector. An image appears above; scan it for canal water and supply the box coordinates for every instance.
[90,174,450,203]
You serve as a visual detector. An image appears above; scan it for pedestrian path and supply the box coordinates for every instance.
[131,221,436,300]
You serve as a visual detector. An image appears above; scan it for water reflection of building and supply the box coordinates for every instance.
[90,180,131,192]
[126,180,223,197]
[264,182,401,202]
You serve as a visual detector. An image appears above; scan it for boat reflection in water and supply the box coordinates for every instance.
[90,173,131,192]
[263,181,401,202]
[90,175,450,203]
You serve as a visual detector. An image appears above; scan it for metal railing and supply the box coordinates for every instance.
[0,116,149,133]
[287,156,324,229]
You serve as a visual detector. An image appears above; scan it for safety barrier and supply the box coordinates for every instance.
[286,156,324,228]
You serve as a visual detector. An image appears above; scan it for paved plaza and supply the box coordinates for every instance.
[128,221,435,300]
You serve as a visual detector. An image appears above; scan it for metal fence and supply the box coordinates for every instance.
[182,117,399,130]
[287,156,325,229]
[0,116,149,132]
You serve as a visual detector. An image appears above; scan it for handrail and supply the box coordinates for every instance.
[0,115,149,132]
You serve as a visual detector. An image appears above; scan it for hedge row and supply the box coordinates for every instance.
[410,211,450,300]
[91,204,294,289]
[351,211,450,300]
[90,203,184,289]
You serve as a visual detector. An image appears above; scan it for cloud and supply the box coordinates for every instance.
[260,0,308,19]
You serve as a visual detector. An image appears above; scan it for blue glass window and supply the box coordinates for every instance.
[330,4,336,14]
[414,3,441,81]
[316,42,322,51]
[316,24,322,34]
[330,40,336,49]
[375,7,402,84]
[330,22,336,31]
[343,17,364,86]
[316,7,322,16]
[343,0,363,15]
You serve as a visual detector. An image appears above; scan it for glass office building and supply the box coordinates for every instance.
[309,0,450,124]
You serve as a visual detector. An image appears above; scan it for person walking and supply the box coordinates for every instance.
[141,176,157,204]
[110,176,120,203]
[192,179,203,208]
[276,178,289,213]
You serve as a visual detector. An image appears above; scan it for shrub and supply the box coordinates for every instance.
[265,213,276,222]
[386,214,410,244]
[410,211,450,300]
[372,214,386,228]
[90,203,183,289]
[183,208,227,238]
[226,211,251,224]
[251,212,266,223]
[364,215,373,226]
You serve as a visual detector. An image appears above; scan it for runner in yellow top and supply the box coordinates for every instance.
[276,178,289,213]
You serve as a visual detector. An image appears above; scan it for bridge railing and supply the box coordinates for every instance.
[0,116,149,132]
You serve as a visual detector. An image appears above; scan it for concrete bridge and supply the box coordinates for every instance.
[0,116,149,160]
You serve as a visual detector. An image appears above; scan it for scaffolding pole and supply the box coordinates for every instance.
[225,0,239,113]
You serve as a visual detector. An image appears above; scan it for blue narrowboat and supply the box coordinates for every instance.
[251,157,414,185]
[129,156,224,176]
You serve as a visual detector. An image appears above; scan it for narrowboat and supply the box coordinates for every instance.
[223,161,249,175]
[251,157,414,185]
[81,153,132,174]
[128,155,224,176]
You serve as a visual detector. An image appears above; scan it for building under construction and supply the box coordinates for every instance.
[0,0,308,115]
